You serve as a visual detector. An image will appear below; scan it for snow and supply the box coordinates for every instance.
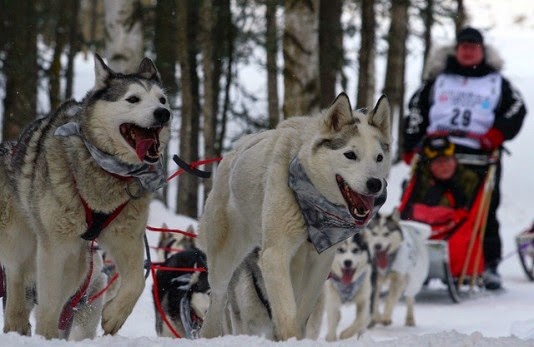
[3,0,534,345]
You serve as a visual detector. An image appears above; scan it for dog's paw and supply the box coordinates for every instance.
[4,321,31,336]
[405,317,415,327]
[325,333,337,342]
[340,329,358,340]
[274,322,300,341]
[101,301,131,335]
[381,318,392,326]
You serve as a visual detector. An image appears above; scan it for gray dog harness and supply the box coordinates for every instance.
[288,157,386,253]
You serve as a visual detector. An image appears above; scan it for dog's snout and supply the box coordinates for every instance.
[344,260,353,268]
[374,244,382,251]
[154,108,170,124]
[366,178,382,194]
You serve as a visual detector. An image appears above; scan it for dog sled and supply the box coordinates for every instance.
[397,135,499,303]
[515,222,534,281]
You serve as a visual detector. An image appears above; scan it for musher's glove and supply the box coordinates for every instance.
[479,128,504,152]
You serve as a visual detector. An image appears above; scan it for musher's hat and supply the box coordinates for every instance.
[456,27,484,45]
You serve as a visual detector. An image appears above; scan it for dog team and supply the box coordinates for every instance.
[0,54,431,341]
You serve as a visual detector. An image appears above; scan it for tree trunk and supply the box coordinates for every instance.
[421,0,434,80]
[455,0,466,32]
[154,0,179,207]
[176,0,200,218]
[356,0,376,108]
[2,1,38,141]
[65,0,81,100]
[200,0,230,204]
[383,0,409,163]
[266,0,280,128]
[103,0,143,73]
[49,0,70,111]
[283,0,320,118]
[319,0,343,109]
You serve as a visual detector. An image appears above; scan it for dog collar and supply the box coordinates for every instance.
[288,157,386,253]
[54,122,166,193]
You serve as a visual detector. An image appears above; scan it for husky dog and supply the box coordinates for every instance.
[364,211,430,327]
[156,224,197,262]
[198,93,391,340]
[324,233,373,341]
[223,247,324,340]
[0,54,171,339]
[153,248,209,339]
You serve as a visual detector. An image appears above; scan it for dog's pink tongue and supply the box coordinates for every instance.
[357,194,375,214]
[341,268,355,285]
[136,139,155,161]
[376,251,389,270]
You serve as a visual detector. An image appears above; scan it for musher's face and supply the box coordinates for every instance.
[456,42,484,67]
[430,156,458,181]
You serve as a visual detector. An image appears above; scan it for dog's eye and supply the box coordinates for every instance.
[344,151,357,160]
[126,96,140,103]
[377,154,383,162]
[351,248,359,254]
[337,247,345,253]
[159,97,166,104]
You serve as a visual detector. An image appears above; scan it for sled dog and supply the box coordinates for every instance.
[156,224,197,262]
[364,211,430,327]
[154,247,209,339]
[324,233,373,341]
[223,247,324,340]
[0,54,171,339]
[198,93,391,340]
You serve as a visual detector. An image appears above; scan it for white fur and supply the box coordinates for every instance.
[365,212,430,327]
[324,237,372,341]
[198,93,391,341]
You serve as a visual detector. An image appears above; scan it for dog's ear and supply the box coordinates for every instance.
[323,92,354,132]
[138,57,162,84]
[94,54,114,90]
[368,95,391,140]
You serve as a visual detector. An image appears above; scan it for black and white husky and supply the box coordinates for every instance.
[324,233,373,341]
[153,248,210,339]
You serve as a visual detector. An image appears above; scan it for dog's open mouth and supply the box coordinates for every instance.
[341,267,356,285]
[376,248,390,270]
[336,174,374,226]
[120,123,162,163]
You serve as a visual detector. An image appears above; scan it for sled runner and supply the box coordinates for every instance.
[398,136,499,303]
[515,222,534,281]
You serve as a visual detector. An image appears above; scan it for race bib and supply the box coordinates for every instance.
[427,73,502,149]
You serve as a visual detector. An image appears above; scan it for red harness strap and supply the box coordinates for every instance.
[80,197,129,241]
[58,241,95,331]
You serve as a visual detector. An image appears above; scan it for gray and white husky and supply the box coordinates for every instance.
[0,54,171,339]
[364,211,430,327]
[324,233,373,341]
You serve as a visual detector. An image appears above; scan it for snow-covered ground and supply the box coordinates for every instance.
[2,0,534,346]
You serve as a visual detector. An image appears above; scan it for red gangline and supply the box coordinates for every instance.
[151,266,182,338]
[88,272,119,305]
[146,226,197,238]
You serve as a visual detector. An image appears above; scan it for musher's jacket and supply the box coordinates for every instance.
[404,45,527,154]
